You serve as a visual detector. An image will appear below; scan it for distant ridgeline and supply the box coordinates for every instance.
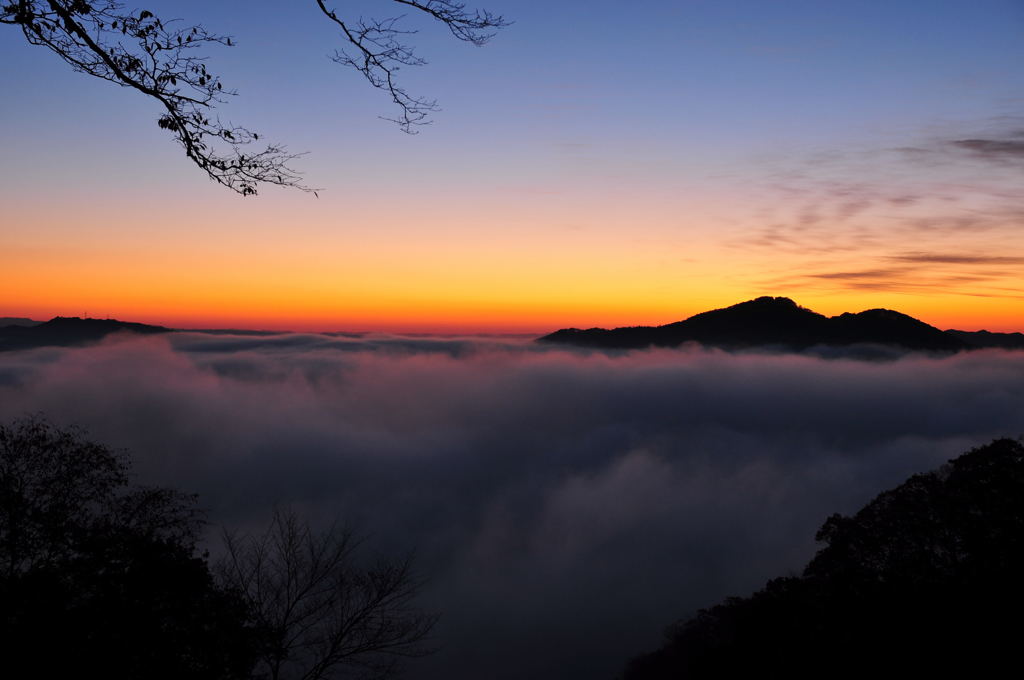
[0,317,170,351]
[3,299,1022,353]
[538,296,1024,353]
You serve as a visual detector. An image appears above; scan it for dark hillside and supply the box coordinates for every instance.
[0,317,170,351]
[622,438,1024,679]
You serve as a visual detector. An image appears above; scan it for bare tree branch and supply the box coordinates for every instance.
[2,1,508,193]
[2,1,307,195]
[315,0,510,133]
[219,507,438,680]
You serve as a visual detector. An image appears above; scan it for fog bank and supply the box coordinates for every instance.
[2,333,1021,679]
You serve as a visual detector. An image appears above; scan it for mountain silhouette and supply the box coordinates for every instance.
[539,296,1018,352]
[947,328,1024,350]
[0,317,41,327]
[0,317,170,351]
[2,302,1020,354]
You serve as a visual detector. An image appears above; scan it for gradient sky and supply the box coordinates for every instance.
[2,0,1022,332]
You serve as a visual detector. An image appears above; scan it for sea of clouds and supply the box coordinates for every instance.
[2,332,1022,679]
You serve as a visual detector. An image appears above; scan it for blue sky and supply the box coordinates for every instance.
[2,1,1022,330]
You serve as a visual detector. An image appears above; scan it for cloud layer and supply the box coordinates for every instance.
[2,333,1023,679]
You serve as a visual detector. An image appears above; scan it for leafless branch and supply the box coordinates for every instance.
[2,1,508,193]
[219,507,437,680]
[315,0,510,133]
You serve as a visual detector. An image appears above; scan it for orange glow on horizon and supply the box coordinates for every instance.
[4,184,1022,335]
[6,293,1022,336]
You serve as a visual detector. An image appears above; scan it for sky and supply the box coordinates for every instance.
[2,0,1023,332]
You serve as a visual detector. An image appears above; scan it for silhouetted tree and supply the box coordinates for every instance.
[219,507,437,680]
[622,438,1024,679]
[0,415,259,679]
[1,1,509,195]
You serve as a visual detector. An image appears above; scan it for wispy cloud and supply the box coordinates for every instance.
[808,268,908,281]
[950,134,1024,161]
[887,252,1024,266]
[760,251,1024,298]
[731,119,1024,297]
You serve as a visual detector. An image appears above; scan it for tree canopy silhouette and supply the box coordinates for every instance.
[622,438,1024,679]
[1,1,509,195]
[0,415,437,679]
[0,415,259,679]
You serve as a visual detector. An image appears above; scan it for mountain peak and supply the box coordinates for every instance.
[748,295,798,306]
[538,298,973,353]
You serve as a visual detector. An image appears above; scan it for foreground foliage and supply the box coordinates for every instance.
[0,416,257,678]
[623,438,1024,679]
[0,416,435,679]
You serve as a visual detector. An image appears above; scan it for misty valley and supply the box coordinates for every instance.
[2,309,1023,678]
